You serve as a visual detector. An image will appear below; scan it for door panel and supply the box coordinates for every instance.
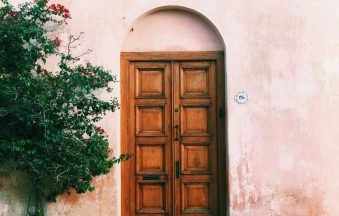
[179,62,211,98]
[181,142,210,174]
[127,58,221,216]
[129,62,172,216]
[180,104,211,136]
[135,64,166,98]
[181,180,212,214]
[136,105,166,136]
[136,143,166,174]
[174,61,217,216]
[136,180,167,214]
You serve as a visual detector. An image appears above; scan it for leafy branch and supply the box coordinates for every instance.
[0,1,130,214]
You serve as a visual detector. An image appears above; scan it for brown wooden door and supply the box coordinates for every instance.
[173,61,218,216]
[123,52,225,216]
[128,61,173,216]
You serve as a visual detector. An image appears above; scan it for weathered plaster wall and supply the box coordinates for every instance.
[121,9,224,51]
[2,0,339,215]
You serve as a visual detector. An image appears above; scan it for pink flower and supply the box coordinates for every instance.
[8,12,17,17]
[54,37,62,47]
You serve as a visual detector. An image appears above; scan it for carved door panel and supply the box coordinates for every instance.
[128,59,219,216]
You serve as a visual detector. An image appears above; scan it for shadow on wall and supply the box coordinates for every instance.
[0,171,33,215]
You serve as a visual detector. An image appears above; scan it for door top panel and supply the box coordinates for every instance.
[121,51,224,61]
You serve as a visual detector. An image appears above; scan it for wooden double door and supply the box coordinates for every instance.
[121,52,226,216]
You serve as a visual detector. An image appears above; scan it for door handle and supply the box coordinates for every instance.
[174,125,180,141]
[175,161,180,179]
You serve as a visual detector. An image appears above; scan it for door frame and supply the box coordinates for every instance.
[120,51,227,216]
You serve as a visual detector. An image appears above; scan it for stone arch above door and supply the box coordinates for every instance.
[121,6,225,52]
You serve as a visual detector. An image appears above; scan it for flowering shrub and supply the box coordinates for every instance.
[0,0,129,212]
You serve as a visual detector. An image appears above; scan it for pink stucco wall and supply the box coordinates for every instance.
[2,0,339,215]
[121,9,224,51]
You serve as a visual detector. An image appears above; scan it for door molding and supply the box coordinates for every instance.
[120,51,227,216]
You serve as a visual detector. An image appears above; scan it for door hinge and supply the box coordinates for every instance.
[219,107,225,119]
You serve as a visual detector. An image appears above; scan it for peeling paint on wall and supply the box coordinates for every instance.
[231,181,327,216]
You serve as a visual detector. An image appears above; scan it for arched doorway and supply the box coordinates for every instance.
[120,7,227,216]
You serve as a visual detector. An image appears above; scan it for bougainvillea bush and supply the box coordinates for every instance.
[0,0,128,209]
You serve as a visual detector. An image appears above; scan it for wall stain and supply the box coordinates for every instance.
[232,157,250,212]
[231,158,327,215]
[59,188,80,204]
[232,175,328,215]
